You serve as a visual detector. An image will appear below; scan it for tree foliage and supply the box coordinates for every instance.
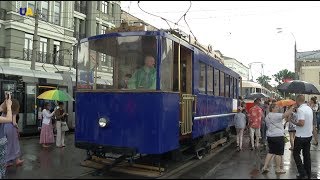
[273,69,296,85]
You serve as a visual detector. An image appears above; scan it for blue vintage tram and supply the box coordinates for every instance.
[75,27,241,157]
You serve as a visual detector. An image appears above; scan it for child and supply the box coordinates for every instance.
[234,107,247,151]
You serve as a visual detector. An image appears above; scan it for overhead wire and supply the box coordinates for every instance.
[137,1,173,30]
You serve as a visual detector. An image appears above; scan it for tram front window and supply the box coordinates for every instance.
[77,35,157,90]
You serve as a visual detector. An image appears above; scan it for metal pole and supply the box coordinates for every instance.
[31,3,39,70]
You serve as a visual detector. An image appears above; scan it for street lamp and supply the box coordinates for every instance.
[276,27,297,79]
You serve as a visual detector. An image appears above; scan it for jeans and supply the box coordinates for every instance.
[293,136,312,178]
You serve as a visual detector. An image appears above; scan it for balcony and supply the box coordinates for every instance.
[23,49,65,66]
[74,3,87,14]
[53,53,64,66]
[23,48,33,61]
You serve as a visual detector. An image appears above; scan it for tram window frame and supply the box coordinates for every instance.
[214,68,219,96]
[199,62,206,94]
[219,71,225,97]
[207,66,213,95]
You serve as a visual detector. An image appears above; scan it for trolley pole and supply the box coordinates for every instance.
[31,3,39,70]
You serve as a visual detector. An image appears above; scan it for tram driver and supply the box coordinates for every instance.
[127,55,156,90]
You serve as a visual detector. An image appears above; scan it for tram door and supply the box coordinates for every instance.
[174,43,195,137]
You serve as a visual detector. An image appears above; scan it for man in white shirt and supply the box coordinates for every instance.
[288,95,313,179]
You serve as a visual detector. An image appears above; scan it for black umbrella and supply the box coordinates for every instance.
[246,93,269,100]
[277,80,320,95]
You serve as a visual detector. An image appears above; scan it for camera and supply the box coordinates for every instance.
[4,91,11,100]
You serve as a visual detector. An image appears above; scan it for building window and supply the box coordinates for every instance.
[101,1,109,14]
[101,25,107,34]
[97,1,100,10]
[16,1,22,10]
[53,1,61,25]
[111,3,115,16]
[53,41,60,64]
[27,1,35,14]
[96,23,99,35]
[24,34,33,50]
[199,62,206,94]
[38,37,48,63]
[24,34,33,61]
[214,68,219,96]
[40,1,49,21]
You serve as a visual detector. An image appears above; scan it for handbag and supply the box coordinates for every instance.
[61,122,69,132]
[284,136,289,143]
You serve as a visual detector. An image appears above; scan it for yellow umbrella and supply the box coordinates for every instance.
[37,89,74,101]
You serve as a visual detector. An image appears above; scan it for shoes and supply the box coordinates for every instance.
[6,163,13,167]
[276,169,286,174]
[261,168,269,174]
[15,159,24,166]
[296,173,308,179]
[313,142,318,146]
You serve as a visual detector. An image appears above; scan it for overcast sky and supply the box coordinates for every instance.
[120,1,320,86]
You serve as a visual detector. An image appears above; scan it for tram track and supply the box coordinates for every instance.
[71,138,235,179]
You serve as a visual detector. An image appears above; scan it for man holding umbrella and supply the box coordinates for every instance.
[286,95,313,179]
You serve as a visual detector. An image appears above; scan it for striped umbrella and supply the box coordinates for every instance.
[37,89,74,101]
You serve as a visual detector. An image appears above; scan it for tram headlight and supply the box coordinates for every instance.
[98,117,109,128]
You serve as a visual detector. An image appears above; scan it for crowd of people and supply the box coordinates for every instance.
[0,94,69,178]
[234,95,320,178]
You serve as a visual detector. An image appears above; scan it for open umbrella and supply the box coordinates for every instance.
[277,80,320,95]
[275,99,296,107]
[246,93,269,100]
[37,90,74,101]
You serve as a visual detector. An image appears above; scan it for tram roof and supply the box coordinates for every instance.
[80,30,196,50]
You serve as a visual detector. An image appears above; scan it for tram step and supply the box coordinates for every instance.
[209,137,227,150]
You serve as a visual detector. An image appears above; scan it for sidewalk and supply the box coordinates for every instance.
[189,133,320,179]
[6,134,93,179]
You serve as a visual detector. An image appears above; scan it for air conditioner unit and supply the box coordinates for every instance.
[0,8,6,20]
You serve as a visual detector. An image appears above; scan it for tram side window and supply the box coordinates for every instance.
[225,74,230,98]
[220,71,225,97]
[234,78,237,99]
[199,62,206,94]
[230,77,234,98]
[160,38,174,91]
[214,68,219,96]
[207,66,213,95]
